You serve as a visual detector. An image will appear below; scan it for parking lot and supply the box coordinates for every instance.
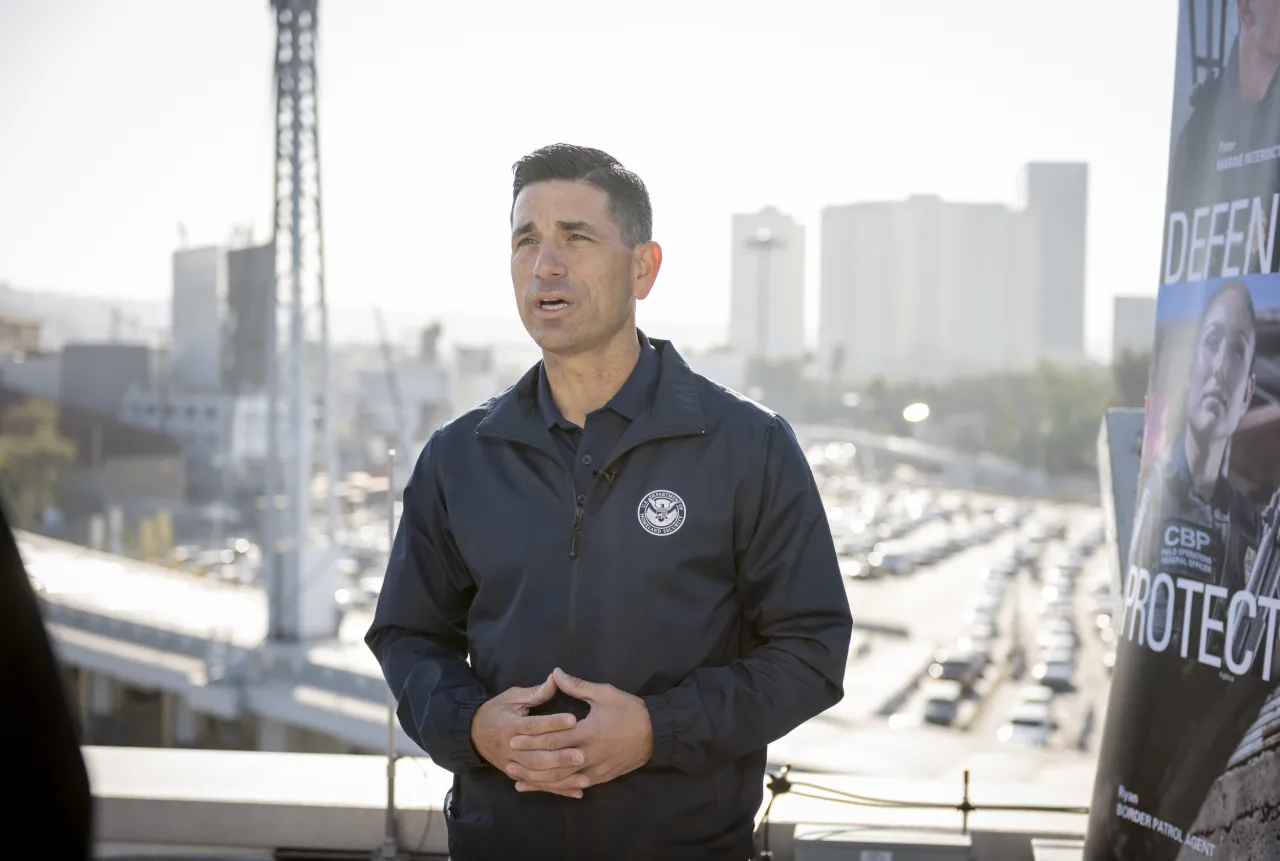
[766,440,1115,787]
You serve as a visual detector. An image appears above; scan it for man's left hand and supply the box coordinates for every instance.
[507,667,653,794]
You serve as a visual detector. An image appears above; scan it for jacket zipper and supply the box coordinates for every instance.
[570,504,583,558]
[564,428,706,671]
[474,426,703,861]
[474,427,706,677]
[567,492,583,670]
[564,478,596,861]
[566,472,602,676]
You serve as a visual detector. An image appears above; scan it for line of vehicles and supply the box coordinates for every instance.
[809,449,1035,582]
[904,514,1111,752]
[995,519,1111,748]
[806,439,1112,744]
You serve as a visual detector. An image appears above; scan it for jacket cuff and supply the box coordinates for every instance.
[643,692,678,769]
[451,694,491,770]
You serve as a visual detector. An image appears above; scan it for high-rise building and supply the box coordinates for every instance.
[118,387,234,499]
[1112,295,1157,358]
[171,246,226,391]
[729,207,805,360]
[818,196,1037,382]
[818,163,1088,382]
[1020,162,1089,361]
[60,343,153,417]
[225,243,275,393]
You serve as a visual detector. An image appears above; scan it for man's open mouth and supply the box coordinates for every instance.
[536,298,570,311]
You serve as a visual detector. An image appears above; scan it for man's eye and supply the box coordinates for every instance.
[516,236,536,247]
[568,234,588,241]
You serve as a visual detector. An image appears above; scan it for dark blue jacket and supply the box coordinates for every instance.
[366,338,852,861]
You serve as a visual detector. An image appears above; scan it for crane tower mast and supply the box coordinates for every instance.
[265,0,339,642]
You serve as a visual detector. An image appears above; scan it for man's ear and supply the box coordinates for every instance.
[632,241,662,301]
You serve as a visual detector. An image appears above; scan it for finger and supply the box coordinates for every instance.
[508,747,586,772]
[515,782,582,799]
[511,726,583,751]
[514,771,595,793]
[506,762,588,786]
[514,674,558,706]
[513,713,577,737]
[552,667,606,701]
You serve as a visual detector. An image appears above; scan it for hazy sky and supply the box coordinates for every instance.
[0,0,1179,359]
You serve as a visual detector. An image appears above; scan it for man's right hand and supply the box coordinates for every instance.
[470,675,587,799]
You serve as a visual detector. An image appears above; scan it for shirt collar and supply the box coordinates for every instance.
[536,330,659,429]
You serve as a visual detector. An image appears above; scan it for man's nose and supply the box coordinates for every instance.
[534,244,567,280]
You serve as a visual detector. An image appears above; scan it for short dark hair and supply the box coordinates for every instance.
[511,144,653,247]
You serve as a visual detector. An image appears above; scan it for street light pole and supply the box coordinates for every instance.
[1037,419,1053,490]
[746,227,784,361]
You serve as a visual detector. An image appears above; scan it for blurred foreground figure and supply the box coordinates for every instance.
[0,502,93,857]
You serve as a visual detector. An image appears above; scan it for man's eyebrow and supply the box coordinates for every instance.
[511,220,602,240]
[556,220,600,236]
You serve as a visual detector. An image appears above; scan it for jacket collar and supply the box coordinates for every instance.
[475,333,706,447]
[536,330,660,428]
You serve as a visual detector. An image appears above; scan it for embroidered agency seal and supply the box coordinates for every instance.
[637,489,686,536]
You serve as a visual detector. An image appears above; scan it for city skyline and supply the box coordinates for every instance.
[816,163,1088,382]
[0,0,1177,363]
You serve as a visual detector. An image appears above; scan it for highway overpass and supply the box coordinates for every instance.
[25,530,417,756]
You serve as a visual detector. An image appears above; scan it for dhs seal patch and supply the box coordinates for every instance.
[638,490,686,536]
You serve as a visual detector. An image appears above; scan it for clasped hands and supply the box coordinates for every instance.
[470,667,653,799]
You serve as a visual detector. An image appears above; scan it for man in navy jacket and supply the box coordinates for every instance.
[367,143,852,861]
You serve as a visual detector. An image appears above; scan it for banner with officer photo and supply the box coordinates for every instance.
[1084,2,1280,860]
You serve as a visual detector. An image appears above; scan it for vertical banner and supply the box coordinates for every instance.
[1084,2,1280,859]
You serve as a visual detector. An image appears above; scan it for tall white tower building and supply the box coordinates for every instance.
[171,246,226,391]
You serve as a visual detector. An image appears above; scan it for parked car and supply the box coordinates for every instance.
[867,549,914,576]
[997,701,1056,746]
[1032,652,1076,691]
[1017,684,1056,706]
[928,649,983,688]
[965,606,1000,634]
[922,680,964,726]
[839,557,869,579]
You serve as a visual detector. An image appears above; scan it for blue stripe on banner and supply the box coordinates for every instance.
[1156,273,1280,324]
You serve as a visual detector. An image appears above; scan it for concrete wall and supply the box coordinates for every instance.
[60,343,152,417]
[102,454,186,502]
[0,352,61,399]
[85,747,1087,861]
